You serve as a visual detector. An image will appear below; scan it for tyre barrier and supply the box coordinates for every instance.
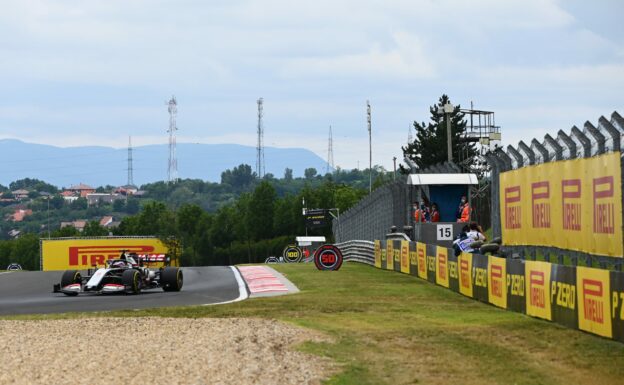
[313,244,344,271]
[334,240,375,265]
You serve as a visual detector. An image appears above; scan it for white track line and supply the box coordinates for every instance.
[202,266,249,306]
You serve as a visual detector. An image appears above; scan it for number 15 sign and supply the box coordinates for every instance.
[437,224,453,240]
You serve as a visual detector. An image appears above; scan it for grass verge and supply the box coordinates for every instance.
[4,263,624,384]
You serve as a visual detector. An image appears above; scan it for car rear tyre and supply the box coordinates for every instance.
[122,269,141,294]
[161,267,183,292]
[60,270,81,296]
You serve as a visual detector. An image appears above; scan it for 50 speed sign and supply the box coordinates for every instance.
[313,244,343,271]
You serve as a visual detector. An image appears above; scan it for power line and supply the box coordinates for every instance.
[127,136,134,187]
[256,97,265,178]
[367,100,372,193]
[326,125,334,174]
[167,95,178,183]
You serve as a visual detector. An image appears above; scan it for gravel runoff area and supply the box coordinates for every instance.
[0,317,333,385]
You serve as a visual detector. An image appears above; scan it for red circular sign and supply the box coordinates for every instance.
[313,244,343,271]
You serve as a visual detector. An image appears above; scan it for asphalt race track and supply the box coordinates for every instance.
[0,267,244,316]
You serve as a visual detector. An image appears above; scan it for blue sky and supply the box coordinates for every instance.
[0,0,622,172]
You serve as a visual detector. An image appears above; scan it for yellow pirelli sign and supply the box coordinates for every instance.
[417,242,427,280]
[41,237,170,271]
[400,240,410,274]
[500,152,623,257]
[525,261,552,321]
[386,241,394,270]
[435,246,449,288]
[577,266,612,338]
[374,240,382,268]
[458,252,473,298]
[488,256,507,309]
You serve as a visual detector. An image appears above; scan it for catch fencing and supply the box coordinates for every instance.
[336,239,624,343]
[334,181,408,243]
[485,111,624,268]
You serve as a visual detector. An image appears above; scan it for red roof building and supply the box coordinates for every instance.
[67,183,96,198]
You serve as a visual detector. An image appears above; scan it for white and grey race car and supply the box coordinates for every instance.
[53,252,183,296]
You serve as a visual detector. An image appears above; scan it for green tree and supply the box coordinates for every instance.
[176,204,205,266]
[304,168,317,179]
[248,181,276,241]
[209,205,236,249]
[10,233,40,270]
[9,178,58,194]
[402,94,478,171]
[50,195,64,209]
[133,201,172,236]
[283,168,293,181]
[273,194,297,237]
[51,225,80,238]
[113,199,125,212]
[70,197,88,210]
[220,164,256,192]
[126,198,140,214]
[83,221,109,236]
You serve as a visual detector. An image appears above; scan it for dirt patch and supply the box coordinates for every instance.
[0,317,334,385]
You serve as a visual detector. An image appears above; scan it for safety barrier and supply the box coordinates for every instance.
[486,111,624,266]
[335,240,375,265]
[338,239,624,342]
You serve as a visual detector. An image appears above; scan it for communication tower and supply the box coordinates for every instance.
[256,97,265,178]
[367,100,372,193]
[326,125,334,174]
[127,136,134,187]
[167,95,178,183]
[407,123,413,144]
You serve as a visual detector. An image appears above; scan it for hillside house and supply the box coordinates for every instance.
[66,183,95,198]
[116,185,139,195]
[7,209,33,222]
[60,220,87,232]
[86,193,124,206]
[61,190,79,202]
[11,189,30,200]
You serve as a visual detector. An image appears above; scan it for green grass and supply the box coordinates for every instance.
[4,263,624,384]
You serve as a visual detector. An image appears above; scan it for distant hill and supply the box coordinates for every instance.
[0,139,330,188]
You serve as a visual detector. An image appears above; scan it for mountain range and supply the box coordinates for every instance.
[0,139,330,188]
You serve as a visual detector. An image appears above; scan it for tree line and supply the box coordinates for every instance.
[0,178,372,269]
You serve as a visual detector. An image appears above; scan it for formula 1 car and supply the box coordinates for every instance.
[53,251,183,296]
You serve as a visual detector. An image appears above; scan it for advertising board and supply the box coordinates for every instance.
[41,237,170,271]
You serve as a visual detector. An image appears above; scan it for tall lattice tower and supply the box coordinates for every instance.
[256,97,265,178]
[127,136,135,186]
[367,100,372,193]
[326,125,334,174]
[167,95,178,183]
[407,123,413,144]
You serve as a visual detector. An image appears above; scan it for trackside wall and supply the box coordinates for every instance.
[337,239,624,343]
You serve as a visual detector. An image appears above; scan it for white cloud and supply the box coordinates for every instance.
[0,0,620,171]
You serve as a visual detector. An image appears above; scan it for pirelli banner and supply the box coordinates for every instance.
[372,239,624,342]
[500,152,623,257]
[41,237,172,271]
